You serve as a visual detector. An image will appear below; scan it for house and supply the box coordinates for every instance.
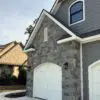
[24,0,100,100]
[0,41,28,78]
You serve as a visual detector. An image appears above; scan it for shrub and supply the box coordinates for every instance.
[0,66,27,85]
[18,67,26,85]
[0,72,12,85]
[0,71,18,85]
[10,76,17,85]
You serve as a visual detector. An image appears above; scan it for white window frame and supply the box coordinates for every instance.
[68,0,85,26]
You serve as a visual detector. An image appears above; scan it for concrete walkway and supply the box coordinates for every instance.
[0,90,35,100]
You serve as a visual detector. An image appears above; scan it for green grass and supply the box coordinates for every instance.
[0,85,25,92]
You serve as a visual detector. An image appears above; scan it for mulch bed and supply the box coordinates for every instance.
[5,91,26,98]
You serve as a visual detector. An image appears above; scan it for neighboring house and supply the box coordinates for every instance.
[24,0,100,100]
[0,41,28,78]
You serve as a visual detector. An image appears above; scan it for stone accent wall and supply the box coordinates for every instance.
[62,42,81,100]
[27,15,81,100]
[26,68,33,97]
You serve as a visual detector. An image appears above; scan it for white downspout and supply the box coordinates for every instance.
[80,43,83,100]
[24,48,35,53]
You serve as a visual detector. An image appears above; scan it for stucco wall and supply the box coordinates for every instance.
[54,0,100,35]
[82,40,100,100]
[27,15,81,100]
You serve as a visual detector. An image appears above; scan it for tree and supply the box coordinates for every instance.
[24,18,38,35]
[24,25,34,35]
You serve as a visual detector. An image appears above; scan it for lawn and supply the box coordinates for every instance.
[0,85,25,92]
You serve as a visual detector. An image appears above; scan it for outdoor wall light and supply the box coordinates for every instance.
[64,62,68,69]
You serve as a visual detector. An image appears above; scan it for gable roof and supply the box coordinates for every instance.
[50,0,59,14]
[0,45,5,49]
[24,2,100,47]
[0,45,5,52]
[0,41,28,66]
[0,41,17,56]
[50,0,63,14]
[24,10,80,49]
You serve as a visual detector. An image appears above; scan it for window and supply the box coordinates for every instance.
[69,1,84,25]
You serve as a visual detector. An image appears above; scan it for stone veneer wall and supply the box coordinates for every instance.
[26,15,81,100]
[26,67,33,97]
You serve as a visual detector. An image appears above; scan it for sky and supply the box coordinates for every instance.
[0,0,55,45]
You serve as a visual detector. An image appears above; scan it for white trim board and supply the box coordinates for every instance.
[82,34,100,44]
[24,10,79,49]
[57,36,81,44]
[50,0,58,13]
[57,34,100,44]
[57,37,79,44]
[23,48,35,53]
[50,0,62,14]
[80,43,83,100]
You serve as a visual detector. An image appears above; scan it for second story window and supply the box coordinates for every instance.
[69,0,84,25]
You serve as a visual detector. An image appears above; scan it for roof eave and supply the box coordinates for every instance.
[50,0,62,14]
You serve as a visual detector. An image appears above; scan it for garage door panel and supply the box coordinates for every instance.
[89,62,100,100]
[93,71,100,82]
[33,63,62,100]
[94,96,100,100]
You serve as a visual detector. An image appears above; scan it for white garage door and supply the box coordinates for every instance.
[89,62,100,100]
[33,63,62,100]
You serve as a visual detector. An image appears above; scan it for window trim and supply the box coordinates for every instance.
[68,0,85,26]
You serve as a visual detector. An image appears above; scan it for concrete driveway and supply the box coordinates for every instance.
[0,90,35,100]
